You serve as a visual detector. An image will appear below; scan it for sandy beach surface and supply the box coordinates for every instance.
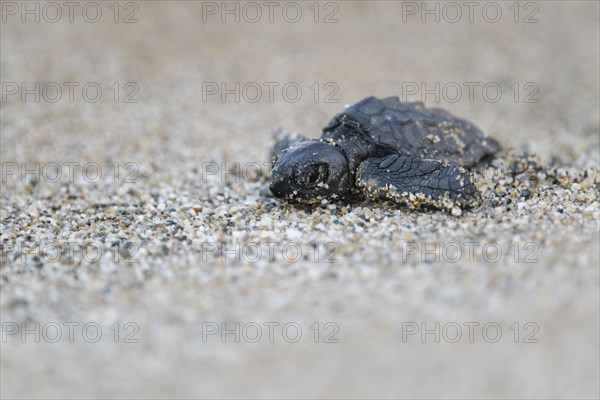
[1,1,599,398]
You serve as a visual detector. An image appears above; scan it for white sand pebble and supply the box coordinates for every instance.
[451,207,462,216]
[260,215,273,228]
[286,228,303,240]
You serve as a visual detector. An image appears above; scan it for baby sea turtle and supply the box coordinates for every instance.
[269,96,501,211]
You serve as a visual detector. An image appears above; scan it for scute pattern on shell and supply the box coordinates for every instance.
[323,96,501,167]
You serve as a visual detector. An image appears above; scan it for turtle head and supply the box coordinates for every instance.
[270,141,350,203]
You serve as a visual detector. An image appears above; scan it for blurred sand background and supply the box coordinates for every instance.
[1,1,599,398]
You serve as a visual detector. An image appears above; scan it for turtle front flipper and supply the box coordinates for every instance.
[356,154,480,211]
[270,128,309,161]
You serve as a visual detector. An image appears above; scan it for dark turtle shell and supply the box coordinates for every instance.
[322,96,501,168]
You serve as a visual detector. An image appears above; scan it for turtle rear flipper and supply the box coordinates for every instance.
[356,154,480,211]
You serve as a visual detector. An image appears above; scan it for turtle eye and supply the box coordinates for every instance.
[308,168,321,183]
[306,164,329,187]
[293,164,329,189]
